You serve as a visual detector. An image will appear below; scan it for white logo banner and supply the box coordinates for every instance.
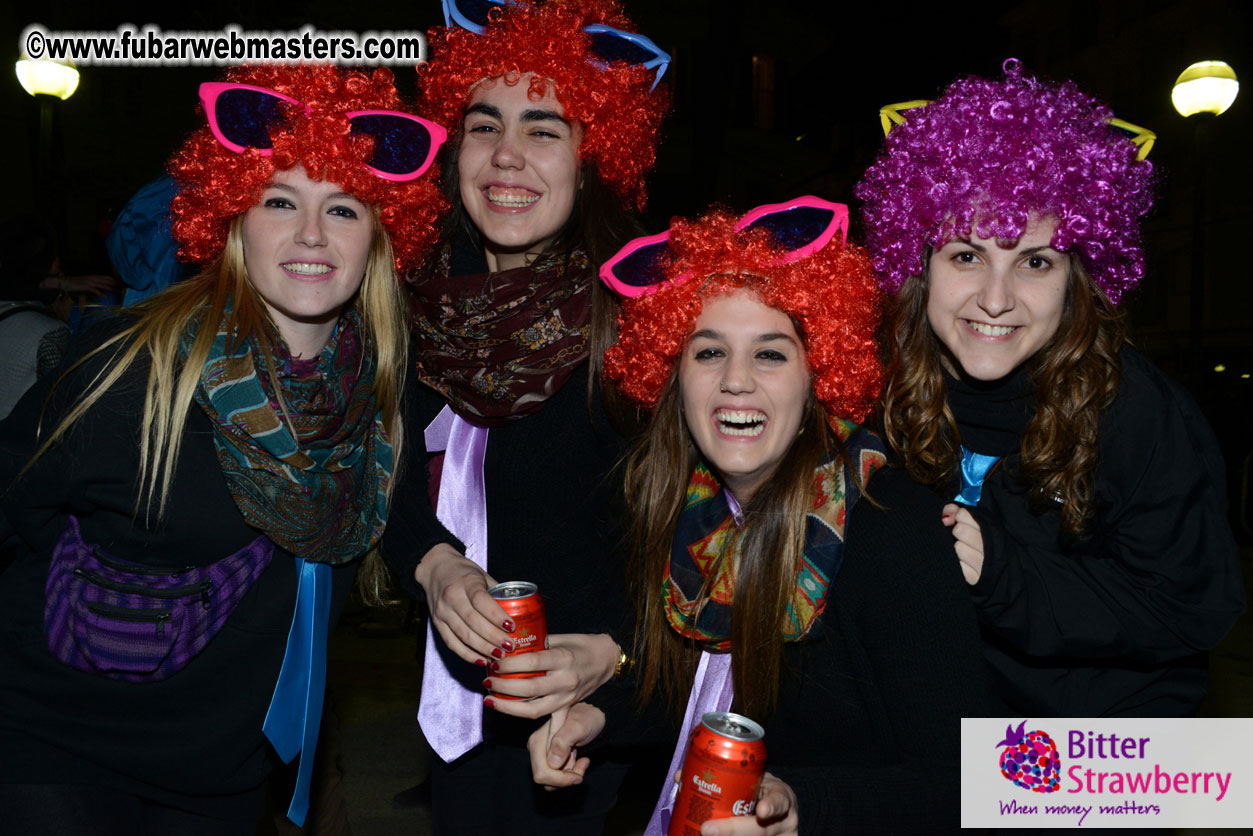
[961,717,1253,828]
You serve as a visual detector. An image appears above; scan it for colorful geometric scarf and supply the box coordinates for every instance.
[662,423,887,649]
[192,307,392,565]
[408,240,593,427]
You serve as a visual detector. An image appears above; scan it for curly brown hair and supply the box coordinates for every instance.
[881,254,1125,537]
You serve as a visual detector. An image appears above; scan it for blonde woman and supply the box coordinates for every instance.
[0,65,446,834]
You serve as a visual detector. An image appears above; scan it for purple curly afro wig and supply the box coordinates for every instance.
[856,58,1155,305]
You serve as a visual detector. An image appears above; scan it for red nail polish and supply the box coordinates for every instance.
[474,658,487,667]
[489,660,500,672]
[482,679,492,690]
[502,639,515,652]
[502,620,515,632]
[491,648,504,659]
[484,697,495,709]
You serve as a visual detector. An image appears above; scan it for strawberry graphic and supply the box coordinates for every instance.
[996,720,1061,793]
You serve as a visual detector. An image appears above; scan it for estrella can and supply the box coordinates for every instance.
[668,712,766,836]
[487,581,547,699]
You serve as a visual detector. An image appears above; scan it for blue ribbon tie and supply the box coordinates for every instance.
[956,447,1001,506]
[263,558,331,827]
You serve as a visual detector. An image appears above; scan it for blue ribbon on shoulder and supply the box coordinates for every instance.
[956,446,1001,506]
[263,558,331,827]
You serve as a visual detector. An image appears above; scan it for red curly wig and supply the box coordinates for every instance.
[169,64,447,272]
[419,0,669,210]
[605,210,884,427]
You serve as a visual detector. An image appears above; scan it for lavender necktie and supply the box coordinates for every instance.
[417,405,491,762]
[644,650,734,835]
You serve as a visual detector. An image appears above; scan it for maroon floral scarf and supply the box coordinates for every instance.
[408,241,593,426]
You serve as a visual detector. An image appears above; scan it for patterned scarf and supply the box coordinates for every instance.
[408,239,593,427]
[192,307,392,565]
[663,423,887,649]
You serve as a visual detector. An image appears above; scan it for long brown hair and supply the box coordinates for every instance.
[624,371,853,722]
[881,255,1125,537]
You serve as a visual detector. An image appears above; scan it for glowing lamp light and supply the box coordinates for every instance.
[1213,364,1227,373]
[15,57,79,100]
[1172,61,1238,117]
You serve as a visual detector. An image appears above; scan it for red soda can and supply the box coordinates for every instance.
[487,581,547,700]
[668,712,766,836]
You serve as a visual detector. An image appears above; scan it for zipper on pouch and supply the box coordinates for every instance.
[85,601,174,637]
[73,568,212,604]
[90,547,194,576]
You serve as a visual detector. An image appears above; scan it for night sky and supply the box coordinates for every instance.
[4,0,1251,348]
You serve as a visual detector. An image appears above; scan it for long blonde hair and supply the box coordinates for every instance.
[26,208,408,522]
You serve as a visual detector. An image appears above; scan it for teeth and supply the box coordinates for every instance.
[486,187,540,207]
[716,409,767,425]
[283,262,333,276]
[967,320,1016,337]
[716,409,766,437]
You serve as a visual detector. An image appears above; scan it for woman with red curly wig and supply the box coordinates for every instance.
[530,201,991,834]
[0,65,447,834]
[379,0,670,832]
[857,59,1243,717]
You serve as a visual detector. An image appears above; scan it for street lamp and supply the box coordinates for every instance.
[16,56,80,233]
[1172,61,1239,117]
[1172,61,1239,390]
[15,56,79,100]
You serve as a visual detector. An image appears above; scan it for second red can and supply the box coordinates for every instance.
[487,581,547,700]
[669,712,766,836]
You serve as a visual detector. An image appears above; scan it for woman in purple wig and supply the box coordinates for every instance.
[857,59,1244,717]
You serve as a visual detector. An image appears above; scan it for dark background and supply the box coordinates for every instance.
[4,0,1253,535]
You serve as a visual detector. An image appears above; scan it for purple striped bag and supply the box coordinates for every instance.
[44,515,274,682]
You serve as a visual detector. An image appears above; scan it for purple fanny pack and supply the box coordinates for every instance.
[45,515,274,682]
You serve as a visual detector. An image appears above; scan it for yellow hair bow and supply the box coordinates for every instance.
[878,101,931,136]
[1106,118,1156,161]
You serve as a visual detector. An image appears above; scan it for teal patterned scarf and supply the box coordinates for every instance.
[192,307,392,564]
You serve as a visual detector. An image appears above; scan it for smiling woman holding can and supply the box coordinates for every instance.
[529,200,993,834]
[377,0,671,832]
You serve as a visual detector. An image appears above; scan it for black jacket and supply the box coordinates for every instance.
[958,346,1245,716]
[0,327,360,819]
[763,466,994,833]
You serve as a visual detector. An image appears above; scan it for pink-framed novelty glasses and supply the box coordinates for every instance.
[600,196,850,298]
[199,81,448,182]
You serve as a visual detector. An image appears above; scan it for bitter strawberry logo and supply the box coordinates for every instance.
[996,720,1061,793]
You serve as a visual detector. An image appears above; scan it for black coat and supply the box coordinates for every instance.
[958,346,1245,716]
[0,328,359,819]
[763,466,994,833]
